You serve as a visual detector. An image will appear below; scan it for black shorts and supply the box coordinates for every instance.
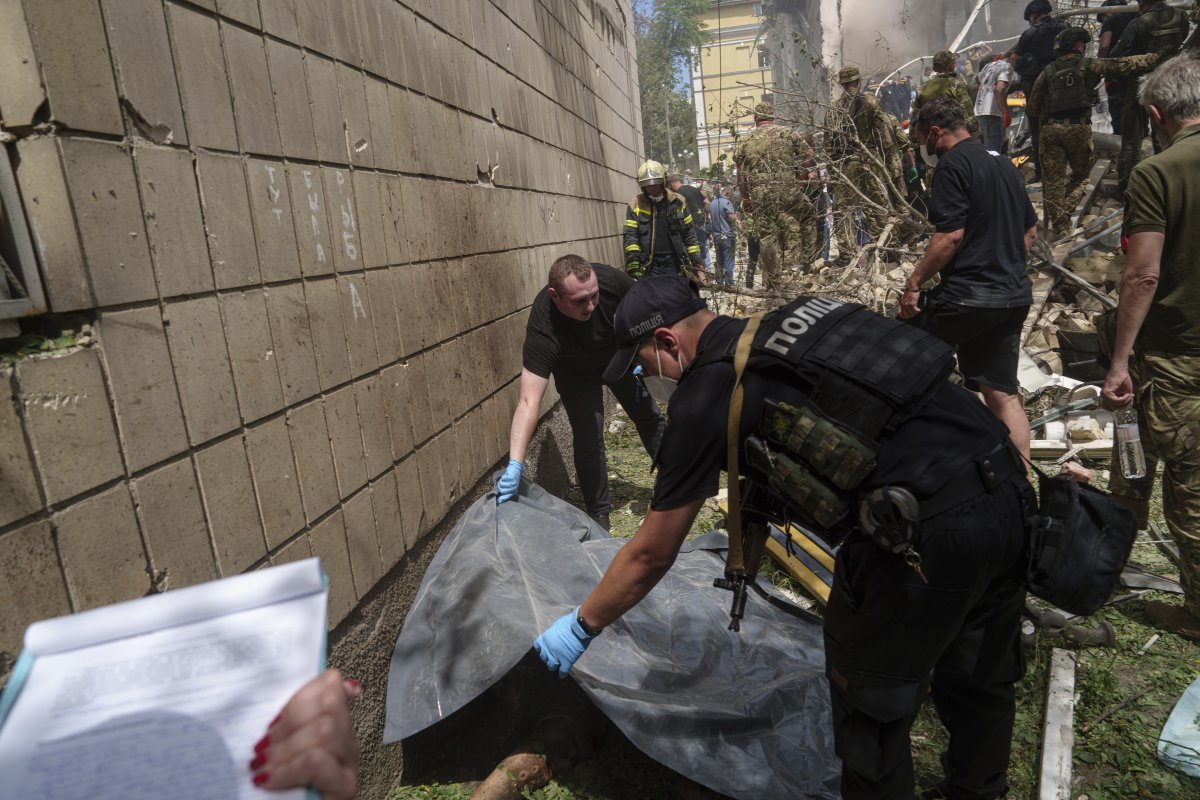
[915,301,1029,394]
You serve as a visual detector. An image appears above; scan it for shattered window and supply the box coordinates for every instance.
[0,144,46,322]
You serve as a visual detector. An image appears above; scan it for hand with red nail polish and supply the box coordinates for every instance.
[249,668,361,798]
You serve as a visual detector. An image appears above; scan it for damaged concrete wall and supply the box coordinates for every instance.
[0,0,640,722]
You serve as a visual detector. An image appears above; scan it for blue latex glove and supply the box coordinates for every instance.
[632,365,644,377]
[496,458,524,504]
[533,608,595,678]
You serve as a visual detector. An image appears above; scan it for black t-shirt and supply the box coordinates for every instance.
[1101,12,1135,46]
[1014,18,1066,85]
[651,315,1012,511]
[522,263,633,379]
[928,139,1036,309]
[1101,12,1137,89]
[674,184,708,238]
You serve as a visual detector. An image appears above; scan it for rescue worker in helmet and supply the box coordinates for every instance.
[622,160,706,282]
[1027,26,1159,234]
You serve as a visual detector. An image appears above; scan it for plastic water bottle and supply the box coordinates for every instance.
[1114,407,1147,480]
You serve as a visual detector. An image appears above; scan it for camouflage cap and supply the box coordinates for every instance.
[753,101,774,118]
[837,65,861,84]
[932,50,957,70]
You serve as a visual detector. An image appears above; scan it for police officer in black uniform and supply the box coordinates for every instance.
[533,275,1035,800]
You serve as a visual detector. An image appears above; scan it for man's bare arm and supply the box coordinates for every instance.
[1107,231,1165,376]
[899,228,964,319]
[507,368,550,463]
[579,501,704,630]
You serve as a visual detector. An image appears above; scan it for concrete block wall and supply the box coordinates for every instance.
[0,0,641,679]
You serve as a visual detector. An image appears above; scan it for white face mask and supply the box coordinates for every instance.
[641,342,682,404]
[920,136,940,168]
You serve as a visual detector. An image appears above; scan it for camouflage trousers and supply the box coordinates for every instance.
[1041,122,1094,236]
[747,193,818,289]
[835,158,890,258]
[1108,352,1200,618]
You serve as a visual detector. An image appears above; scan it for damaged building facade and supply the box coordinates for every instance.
[0,1,641,794]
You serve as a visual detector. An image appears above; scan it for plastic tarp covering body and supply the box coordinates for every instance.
[385,481,840,799]
[1158,672,1200,777]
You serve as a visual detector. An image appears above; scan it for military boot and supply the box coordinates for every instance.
[1144,600,1200,641]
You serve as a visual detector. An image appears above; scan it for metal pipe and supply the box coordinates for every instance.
[1066,221,1123,258]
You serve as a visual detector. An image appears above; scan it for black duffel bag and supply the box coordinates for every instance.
[1027,467,1137,616]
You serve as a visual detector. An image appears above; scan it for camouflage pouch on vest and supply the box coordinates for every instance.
[762,399,877,489]
[767,451,851,528]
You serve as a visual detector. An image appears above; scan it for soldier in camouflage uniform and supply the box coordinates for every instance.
[732,102,818,289]
[912,50,980,138]
[1111,0,1193,191]
[1102,52,1200,639]
[828,65,900,260]
[1027,27,1159,234]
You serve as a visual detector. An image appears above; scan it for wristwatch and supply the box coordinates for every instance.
[576,612,603,637]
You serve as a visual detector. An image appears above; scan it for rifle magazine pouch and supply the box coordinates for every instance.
[763,400,876,490]
[1027,472,1137,616]
[767,451,850,528]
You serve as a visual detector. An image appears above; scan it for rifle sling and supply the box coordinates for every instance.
[725,312,765,575]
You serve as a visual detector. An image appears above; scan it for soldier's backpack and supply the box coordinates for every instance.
[1042,57,1100,117]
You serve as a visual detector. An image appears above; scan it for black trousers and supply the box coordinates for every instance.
[556,370,664,518]
[1021,81,1042,178]
[824,474,1032,800]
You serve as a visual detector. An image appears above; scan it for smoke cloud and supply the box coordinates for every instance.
[820,0,1033,80]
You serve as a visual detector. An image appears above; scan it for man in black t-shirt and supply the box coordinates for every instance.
[1098,0,1138,129]
[668,175,711,276]
[532,275,1032,800]
[901,98,1036,465]
[496,255,664,530]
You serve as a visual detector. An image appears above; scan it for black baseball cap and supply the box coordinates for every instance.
[603,275,707,382]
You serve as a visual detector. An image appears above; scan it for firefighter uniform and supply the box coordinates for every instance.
[622,161,704,280]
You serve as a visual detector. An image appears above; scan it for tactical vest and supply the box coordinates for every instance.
[1042,57,1099,118]
[700,297,955,528]
[1143,5,1189,59]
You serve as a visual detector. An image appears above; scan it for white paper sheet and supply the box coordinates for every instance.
[0,560,326,800]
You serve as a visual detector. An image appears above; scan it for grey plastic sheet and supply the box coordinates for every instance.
[385,480,840,800]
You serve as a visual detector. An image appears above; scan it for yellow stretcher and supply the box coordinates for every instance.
[718,501,837,605]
